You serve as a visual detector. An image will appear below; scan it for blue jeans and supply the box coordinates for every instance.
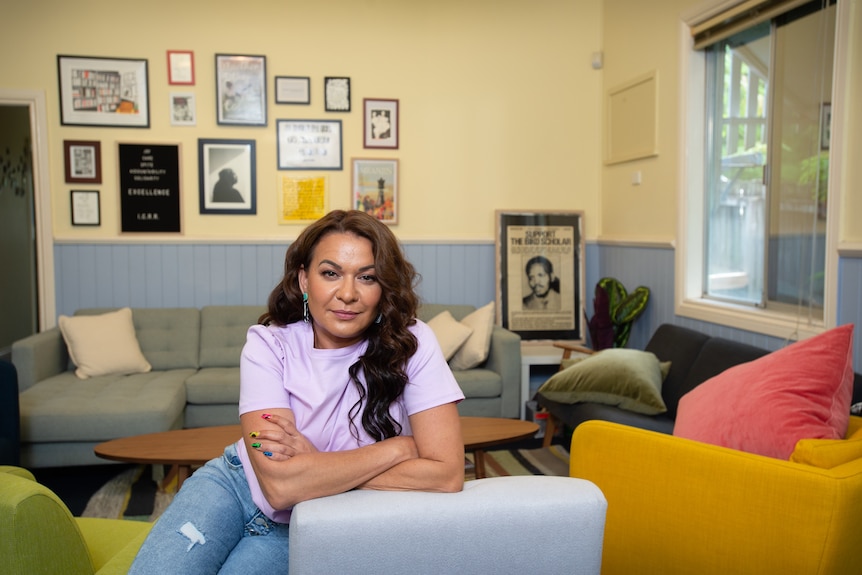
[129,443,290,574]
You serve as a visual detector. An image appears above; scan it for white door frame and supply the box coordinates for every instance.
[1,89,55,330]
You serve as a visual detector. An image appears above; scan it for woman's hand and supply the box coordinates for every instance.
[246,411,318,462]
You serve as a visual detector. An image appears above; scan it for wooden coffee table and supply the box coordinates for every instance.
[94,416,538,489]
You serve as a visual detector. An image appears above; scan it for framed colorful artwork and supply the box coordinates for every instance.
[352,158,398,225]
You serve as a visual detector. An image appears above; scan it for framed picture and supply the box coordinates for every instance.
[276,119,342,170]
[324,77,351,112]
[275,76,310,104]
[352,158,398,224]
[821,102,831,150]
[63,140,102,184]
[57,55,150,128]
[118,143,182,233]
[216,54,267,126]
[70,190,100,226]
[169,92,196,126]
[167,50,194,85]
[277,174,329,223]
[198,139,257,215]
[495,210,585,342]
[363,98,399,149]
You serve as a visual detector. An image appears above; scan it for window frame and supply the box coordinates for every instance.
[675,0,848,341]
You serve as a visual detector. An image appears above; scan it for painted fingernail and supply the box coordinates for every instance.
[249,431,259,438]
[263,451,273,457]
[261,413,272,420]
[251,442,261,448]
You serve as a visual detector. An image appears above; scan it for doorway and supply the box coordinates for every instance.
[0,89,55,358]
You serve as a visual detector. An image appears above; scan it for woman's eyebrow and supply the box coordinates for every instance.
[317,259,376,273]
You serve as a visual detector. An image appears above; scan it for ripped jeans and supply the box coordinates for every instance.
[128,442,290,575]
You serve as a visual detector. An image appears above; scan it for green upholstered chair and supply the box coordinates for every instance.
[0,465,151,575]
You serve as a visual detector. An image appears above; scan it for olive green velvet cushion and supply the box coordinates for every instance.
[538,349,669,415]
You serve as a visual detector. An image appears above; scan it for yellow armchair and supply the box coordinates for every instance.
[569,416,862,575]
[0,465,151,575]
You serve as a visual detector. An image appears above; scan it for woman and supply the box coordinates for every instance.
[130,210,465,574]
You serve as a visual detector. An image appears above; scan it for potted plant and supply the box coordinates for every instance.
[586,277,650,350]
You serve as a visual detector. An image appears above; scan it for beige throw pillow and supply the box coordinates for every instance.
[58,307,152,379]
[449,302,495,371]
[427,311,474,361]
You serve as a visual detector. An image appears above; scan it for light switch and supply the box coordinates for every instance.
[632,171,642,185]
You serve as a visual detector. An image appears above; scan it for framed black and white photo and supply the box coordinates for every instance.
[324,77,350,112]
[495,210,585,342]
[363,98,399,149]
[215,54,267,126]
[63,140,102,184]
[276,119,342,170]
[70,190,100,226]
[275,76,310,104]
[57,55,150,128]
[169,92,196,126]
[198,139,257,215]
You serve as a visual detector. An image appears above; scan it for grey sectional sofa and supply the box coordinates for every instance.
[11,304,521,468]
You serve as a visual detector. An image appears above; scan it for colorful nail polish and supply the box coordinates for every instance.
[263,451,273,457]
[251,442,261,448]
[261,413,272,420]
[249,431,259,438]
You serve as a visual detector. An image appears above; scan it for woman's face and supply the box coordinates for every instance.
[298,232,382,349]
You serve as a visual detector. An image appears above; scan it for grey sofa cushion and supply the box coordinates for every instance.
[199,306,264,368]
[18,369,190,443]
[451,368,502,398]
[185,367,241,404]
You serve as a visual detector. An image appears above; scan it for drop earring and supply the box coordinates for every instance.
[302,292,310,323]
[375,313,383,324]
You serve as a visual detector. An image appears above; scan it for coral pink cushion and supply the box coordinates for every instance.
[673,324,854,459]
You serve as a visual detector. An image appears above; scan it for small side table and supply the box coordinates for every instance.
[519,343,564,419]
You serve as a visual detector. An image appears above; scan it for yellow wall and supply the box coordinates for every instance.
[5,0,859,245]
[1,0,603,241]
[600,0,862,245]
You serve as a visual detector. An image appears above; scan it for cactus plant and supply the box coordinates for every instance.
[586,277,650,349]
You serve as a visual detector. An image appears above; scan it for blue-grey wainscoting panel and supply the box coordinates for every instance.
[54,243,501,319]
[52,242,862,366]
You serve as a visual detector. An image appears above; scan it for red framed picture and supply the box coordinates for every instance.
[167,50,195,85]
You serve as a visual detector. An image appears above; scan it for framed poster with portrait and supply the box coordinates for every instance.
[495,210,585,342]
[198,139,257,215]
[215,54,267,126]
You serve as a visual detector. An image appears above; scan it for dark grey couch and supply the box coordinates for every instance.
[537,323,862,438]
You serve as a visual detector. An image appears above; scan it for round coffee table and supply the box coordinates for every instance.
[94,416,539,488]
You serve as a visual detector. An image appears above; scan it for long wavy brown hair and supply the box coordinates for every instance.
[260,210,420,442]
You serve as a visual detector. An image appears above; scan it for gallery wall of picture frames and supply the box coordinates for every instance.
[56,50,402,229]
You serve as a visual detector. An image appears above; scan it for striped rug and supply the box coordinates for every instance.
[464,445,570,481]
[82,445,570,521]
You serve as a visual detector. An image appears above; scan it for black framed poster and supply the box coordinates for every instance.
[495,210,585,341]
[118,143,181,233]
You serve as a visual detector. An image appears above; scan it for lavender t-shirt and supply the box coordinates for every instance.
[236,319,465,523]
